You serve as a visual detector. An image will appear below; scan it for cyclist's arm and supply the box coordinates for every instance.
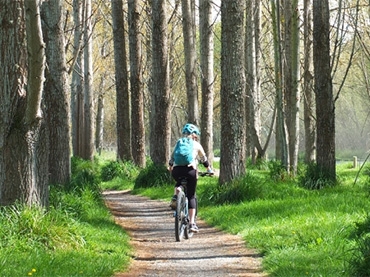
[195,142,211,170]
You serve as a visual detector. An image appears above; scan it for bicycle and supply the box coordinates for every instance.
[173,171,214,242]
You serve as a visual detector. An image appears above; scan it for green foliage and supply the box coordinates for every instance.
[101,160,138,182]
[0,155,132,277]
[68,156,101,196]
[202,172,264,205]
[348,215,370,276]
[135,163,370,276]
[298,162,337,190]
[268,160,288,181]
[0,203,84,252]
[247,157,269,170]
[134,162,172,188]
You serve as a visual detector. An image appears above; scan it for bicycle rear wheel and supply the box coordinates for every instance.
[175,190,187,241]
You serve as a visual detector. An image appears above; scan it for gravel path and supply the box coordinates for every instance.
[103,190,268,277]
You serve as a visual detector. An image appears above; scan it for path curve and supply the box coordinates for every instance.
[103,190,267,277]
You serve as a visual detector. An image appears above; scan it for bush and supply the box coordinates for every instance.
[268,160,287,181]
[101,160,138,182]
[246,157,269,170]
[67,157,101,196]
[348,215,370,276]
[134,162,172,188]
[204,172,263,205]
[298,162,337,190]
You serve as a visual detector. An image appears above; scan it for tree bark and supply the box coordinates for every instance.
[283,0,300,175]
[150,0,172,166]
[246,0,266,163]
[219,0,246,184]
[181,0,199,125]
[128,0,146,167]
[111,0,132,162]
[71,0,84,158]
[41,0,71,185]
[199,0,214,164]
[303,0,316,163]
[0,0,49,206]
[313,0,336,181]
[83,0,95,160]
[271,0,288,168]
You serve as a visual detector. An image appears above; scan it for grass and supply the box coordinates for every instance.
[127,161,370,277]
[0,156,133,277]
[2,154,370,276]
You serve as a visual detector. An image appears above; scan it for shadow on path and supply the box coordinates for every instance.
[103,190,268,277]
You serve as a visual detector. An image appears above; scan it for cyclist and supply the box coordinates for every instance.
[168,123,213,233]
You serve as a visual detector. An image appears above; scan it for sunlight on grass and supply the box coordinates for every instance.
[0,154,133,277]
[3,152,368,277]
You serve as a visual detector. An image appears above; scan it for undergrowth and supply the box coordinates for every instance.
[0,156,132,277]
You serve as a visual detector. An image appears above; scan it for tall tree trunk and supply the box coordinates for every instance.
[150,0,171,166]
[181,0,199,125]
[283,0,300,175]
[246,0,265,163]
[271,0,288,168]
[111,0,132,162]
[41,0,71,185]
[303,0,316,163]
[219,0,246,184]
[128,0,146,167]
[313,0,336,181]
[95,77,105,156]
[83,0,95,160]
[0,0,49,206]
[71,0,84,158]
[199,0,214,164]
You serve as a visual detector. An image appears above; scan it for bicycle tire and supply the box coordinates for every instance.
[175,190,186,241]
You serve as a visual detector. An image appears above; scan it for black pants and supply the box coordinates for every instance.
[172,166,197,209]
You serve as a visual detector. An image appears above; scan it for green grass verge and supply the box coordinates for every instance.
[0,157,133,277]
[126,161,370,277]
[3,154,369,277]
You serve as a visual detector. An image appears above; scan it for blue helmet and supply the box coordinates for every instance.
[182,123,200,136]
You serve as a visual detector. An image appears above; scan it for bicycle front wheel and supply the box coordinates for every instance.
[175,190,186,242]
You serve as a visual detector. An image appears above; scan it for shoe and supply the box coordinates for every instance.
[207,168,214,175]
[169,195,177,210]
[189,223,199,233]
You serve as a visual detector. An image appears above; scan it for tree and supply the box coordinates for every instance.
[283,0,300,174]
[219,0,246,184]
[313,0,336,181]
[41,0,71,185]
[271,0,288,169]
[246,0,271,163]
[0,0,49,206]
[83,0,95,161]
[303,0,316,163]
[181,0,199,124]
[128,0,146,167]
[199,0,215,164]
[111,0,132,161]
[70,0,84,158]
[150,0,172,166]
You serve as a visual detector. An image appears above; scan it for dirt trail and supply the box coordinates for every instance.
[103,190,268,277]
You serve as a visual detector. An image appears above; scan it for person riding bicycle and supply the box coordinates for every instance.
[168,123,213,233]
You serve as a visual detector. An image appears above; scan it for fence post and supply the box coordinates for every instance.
[353,156,358,168]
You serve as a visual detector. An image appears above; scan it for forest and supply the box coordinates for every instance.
[2,1,370,276]
[1,0,370,204]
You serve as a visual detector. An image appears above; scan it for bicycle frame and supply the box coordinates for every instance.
[174,178,193,241]
[173,171,213,242]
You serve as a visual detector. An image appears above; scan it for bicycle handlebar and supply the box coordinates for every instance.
[198,171,214,177]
